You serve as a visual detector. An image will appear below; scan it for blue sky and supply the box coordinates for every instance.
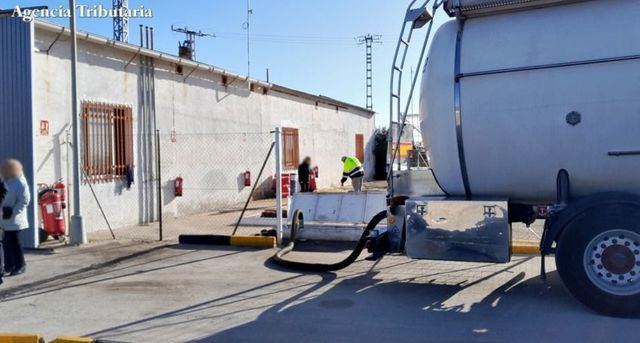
[2,1,450,126]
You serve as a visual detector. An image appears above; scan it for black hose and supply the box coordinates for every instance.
[271,209,388,272]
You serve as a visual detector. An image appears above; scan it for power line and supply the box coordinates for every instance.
[207,32,391,45]
[356,34,382,110]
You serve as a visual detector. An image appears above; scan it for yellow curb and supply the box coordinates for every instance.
[512,241,541,255]
[230,235,276,248]
[0,334,44,343]
[49,337,93,343]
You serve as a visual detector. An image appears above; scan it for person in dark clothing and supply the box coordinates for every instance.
[1,159,30,277]
[0,181,5,285]
[297,156,312,193]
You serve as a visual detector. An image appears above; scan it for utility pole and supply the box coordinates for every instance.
[171,25,215,61]
[69,0,86,245]
[113,0,129,42]
[356,34,382,110]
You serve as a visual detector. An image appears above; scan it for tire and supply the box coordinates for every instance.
[556,203,640,317]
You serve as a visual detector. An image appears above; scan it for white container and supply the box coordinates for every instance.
[421,0,640,202]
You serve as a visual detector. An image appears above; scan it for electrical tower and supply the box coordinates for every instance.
[171,25,215,61]
[113,0,129,42]
[356,34,382,110]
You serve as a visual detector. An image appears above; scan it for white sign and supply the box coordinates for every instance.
[11,5,153,23]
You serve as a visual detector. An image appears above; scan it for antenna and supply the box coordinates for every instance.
[356,34,382,110]
[113,0,129,42]
[243,0,253,79]
[171,25,215,61]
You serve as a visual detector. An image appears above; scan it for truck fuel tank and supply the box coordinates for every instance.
[405,198,511,263]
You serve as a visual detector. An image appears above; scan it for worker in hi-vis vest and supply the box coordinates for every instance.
[340,156,364,192]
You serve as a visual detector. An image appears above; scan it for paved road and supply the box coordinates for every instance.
[0,242,636,342]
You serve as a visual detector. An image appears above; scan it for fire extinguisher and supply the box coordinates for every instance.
[175,176,183,197]
[244,170,251,187]
[38,184,66,242]
[53,179,66,209]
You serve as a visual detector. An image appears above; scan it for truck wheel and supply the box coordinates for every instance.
[556,203,640,317]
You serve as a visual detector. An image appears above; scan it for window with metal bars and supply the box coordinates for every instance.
[282,127,300,169]
[81,101,134,182]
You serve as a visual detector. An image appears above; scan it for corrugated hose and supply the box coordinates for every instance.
[271,209,388,272]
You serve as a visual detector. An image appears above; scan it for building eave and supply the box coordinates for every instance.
[33,19,375,117]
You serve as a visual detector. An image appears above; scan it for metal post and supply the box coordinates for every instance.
[65,129,71,235]
[232,142,275,236]
[274,127,283,244]
[156,130,163,241]
[69,0,86,245]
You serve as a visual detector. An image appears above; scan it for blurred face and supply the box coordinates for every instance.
[1,160,23,180]
[304,157,311,164]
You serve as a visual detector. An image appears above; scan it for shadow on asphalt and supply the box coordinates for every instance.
[0,247,242,303]
[193,270,581,342]
[86,255,591,342]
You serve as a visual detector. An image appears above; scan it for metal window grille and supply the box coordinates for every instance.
[282,127,299,169]
[81,101,134,182]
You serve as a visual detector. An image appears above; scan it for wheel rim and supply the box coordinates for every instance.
[584,229,640,296]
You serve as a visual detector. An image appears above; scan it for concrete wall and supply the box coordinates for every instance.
[31,27,375,232]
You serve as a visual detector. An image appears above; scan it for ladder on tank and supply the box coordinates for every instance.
[388,0,443,195]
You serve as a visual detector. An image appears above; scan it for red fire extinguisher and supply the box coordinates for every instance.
[244,170,251,187]
[53,180,66,209]
[38,188,66,241]
[175,176,184,197]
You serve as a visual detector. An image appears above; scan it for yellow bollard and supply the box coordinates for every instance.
[48,337,93,343]
[512,240,541,255]
[0,333,45,343]
[230,235,277,248]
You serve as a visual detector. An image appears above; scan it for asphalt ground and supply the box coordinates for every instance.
[0,240,636,342]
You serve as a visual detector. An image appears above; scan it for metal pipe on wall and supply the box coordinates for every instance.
[145,26,149,49]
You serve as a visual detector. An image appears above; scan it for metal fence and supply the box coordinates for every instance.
[159,132,276,239]
[83,130,277,243]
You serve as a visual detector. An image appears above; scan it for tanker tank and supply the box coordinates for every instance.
[420,0,640,202]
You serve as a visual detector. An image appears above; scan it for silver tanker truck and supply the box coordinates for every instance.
[387,0,640,317]
[274,0,640,318]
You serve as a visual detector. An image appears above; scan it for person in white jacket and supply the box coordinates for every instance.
[1,159,31,277]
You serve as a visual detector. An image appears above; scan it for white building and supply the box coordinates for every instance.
[0,18,375,247]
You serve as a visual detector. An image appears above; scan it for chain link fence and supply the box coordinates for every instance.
[158,132,276,240]
[83,131,277,243]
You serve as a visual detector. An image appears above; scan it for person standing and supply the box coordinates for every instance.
[0,180,6,285]
[340,156,365,192]
[1,159,31,276]
[297,156,312,193]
